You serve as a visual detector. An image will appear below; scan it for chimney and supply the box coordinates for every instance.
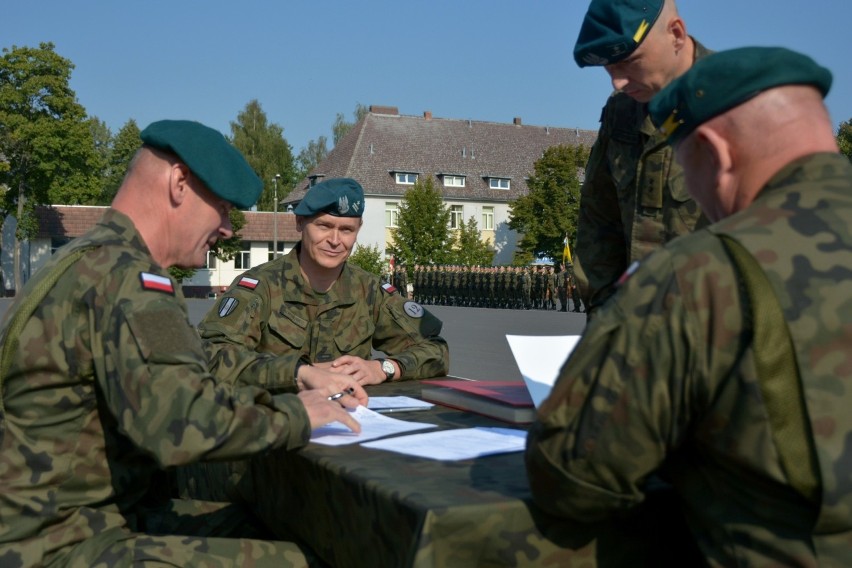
[513,117,522,126]
[369,105,399,115]
[424,111,432,120]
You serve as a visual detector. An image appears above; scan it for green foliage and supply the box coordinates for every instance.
[230,100,296,211]
[388,176,452,267]
[296,136,328,179]
[449,216,494,266]
[348,242,384,276]
[99,119,141,204]
[508,144,589,263]
[0,42,103,216]
[838,119,852,164]
[332,102,368,145]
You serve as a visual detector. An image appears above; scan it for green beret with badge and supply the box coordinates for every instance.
[140,120,263,210]
[649,46,833,146]
[294,177,365,217]
[574,0,664,67]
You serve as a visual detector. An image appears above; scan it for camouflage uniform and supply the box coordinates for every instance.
[527,154,852,565]
[199,245,449,387]
[0,210,314,567]
[576,40,711,313]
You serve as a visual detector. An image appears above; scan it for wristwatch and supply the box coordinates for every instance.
[377,358,395,381]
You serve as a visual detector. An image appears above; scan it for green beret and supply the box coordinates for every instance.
[140,120,262,209]
[574,0,663,67]
[294,178,365,217]
[649,47,833,146]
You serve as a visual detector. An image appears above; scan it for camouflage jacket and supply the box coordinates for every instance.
[526,154,852,566]
[199,245,449,389]
[0,209,310,565]
[575,39,711,313]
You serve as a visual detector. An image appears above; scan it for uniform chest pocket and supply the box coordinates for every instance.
[268,307,308,349]
[607,133,642,203]
[332,316,374,354]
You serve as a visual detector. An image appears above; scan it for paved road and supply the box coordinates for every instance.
[0,298,587,381]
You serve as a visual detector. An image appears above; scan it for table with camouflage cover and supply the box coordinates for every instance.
[245,380,693,568]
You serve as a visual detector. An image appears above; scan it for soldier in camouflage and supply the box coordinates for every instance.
[0,120,364,567]
[526,47,851,565]
[573,0,710,315]
[199,177,449,393]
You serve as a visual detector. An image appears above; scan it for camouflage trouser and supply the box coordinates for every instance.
[52,498,319,568]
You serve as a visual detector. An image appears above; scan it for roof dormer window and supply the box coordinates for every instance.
[394,172,418,185]
[442,174,466,188]
[486,176,511,190]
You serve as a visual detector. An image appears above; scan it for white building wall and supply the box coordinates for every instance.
[355,197,518,265]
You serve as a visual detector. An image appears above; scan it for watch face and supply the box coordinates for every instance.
[381,360,395,377]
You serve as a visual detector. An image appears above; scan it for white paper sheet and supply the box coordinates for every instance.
[367,396,434,412]
[360,427,527,460]
[310,405,437,446]
[505,335,582,407]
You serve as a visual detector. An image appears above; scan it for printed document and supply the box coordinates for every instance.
[505,335,581,407]
[310,405,436,446]
[361,427,527,460]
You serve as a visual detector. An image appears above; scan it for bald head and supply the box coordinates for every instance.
[676,85,838,221]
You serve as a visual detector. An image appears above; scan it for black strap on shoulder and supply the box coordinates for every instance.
[719,234,820,503]
[0,246,95,415]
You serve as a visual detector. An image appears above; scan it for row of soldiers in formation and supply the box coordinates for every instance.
[385,263,584,312]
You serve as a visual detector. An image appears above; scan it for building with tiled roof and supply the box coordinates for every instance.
[285,105,597,264]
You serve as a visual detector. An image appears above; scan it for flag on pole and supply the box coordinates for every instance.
[562,235,572,265]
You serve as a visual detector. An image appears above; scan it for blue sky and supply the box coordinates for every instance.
[6,1,851,154]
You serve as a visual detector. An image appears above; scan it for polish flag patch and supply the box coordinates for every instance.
[238,276,260,290]
[616,260,641,287]
[140,272,175,294]
[381,283,397,294]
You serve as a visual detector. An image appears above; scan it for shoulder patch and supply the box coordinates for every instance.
[218,296,239,318]
[140,272,175,295]
[238,276,259,290]
[403,301,424,319]
[381,282,397,294]
[616,260,641,287]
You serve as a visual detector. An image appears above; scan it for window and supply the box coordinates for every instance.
[450,205,464,229]
[443,175,465,188]
[395,172,418,185]
[204,251,218,269]
[489,177,510,190]
[268,241,285,261]
[482,206,494,230]
[385,202,399,228]
[234,241,251,270]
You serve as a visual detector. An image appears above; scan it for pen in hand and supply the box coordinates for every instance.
[328,388,355,401]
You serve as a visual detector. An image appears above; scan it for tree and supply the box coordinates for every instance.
[170,209,246,283]
[99,119,141,204]
[332,102,368,145]
[449,216,494,266]
[388,176,452,268]
[347,242,384,277]
[230,100,296,211]
[296,136,328,178]
[0,42,102,292]
[838,119,852,163]
[508,144,589,264]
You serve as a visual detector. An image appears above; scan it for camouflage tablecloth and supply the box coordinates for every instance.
[244,380,695,568]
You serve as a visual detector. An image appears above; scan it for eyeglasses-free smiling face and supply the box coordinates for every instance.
[297,213,362,273]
